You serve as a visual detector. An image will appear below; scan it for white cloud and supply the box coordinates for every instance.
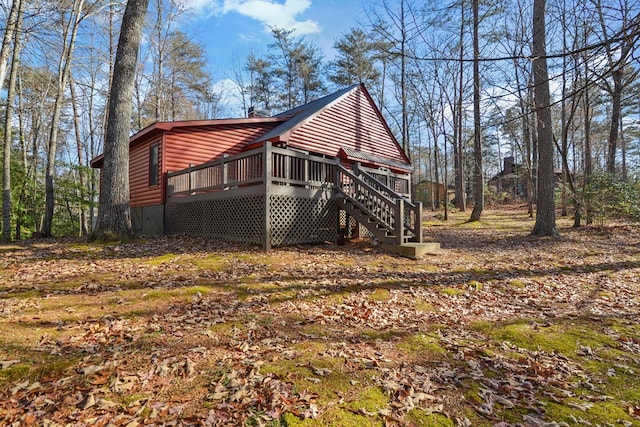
[184,0,223,17]
[188,0,321,34]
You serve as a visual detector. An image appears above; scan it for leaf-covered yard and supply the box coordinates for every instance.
[0,209,639,426]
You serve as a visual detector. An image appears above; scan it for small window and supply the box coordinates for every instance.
[149,144,159,186]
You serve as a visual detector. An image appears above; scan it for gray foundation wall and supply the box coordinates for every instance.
[131,204,165,236]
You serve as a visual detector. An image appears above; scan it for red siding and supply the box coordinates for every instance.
[287,88,409,167]
[121,86,409,209]
[164,123,279,173]
[130,137,163,207]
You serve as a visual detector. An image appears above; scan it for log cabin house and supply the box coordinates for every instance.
[91,84,433,254]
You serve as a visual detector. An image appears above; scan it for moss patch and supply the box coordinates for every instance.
[507,279,527,289]
[190,255,229,271]
[543,401,635,425]
[439,287,465,296]
[466,280,483,291]
[368,288,391,302]
[346,386,388,413]
[282,408,384,427]
[358,328,403,341]
[484,321,616,356]
[144,253,181,266]
[0,355,78,385]
[397,334,447,358]
[415,300,435,312]
[406,410,455,426]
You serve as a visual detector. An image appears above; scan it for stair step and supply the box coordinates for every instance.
[381,242,442,259]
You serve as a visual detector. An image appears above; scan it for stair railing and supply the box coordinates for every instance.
[336,164,423,244]
[353,164,422,244]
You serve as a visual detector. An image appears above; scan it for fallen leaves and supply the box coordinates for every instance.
[0,214,639,425]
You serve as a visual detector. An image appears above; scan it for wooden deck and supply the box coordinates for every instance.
[165,143,419,250]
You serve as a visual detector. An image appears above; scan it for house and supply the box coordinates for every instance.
[488,156,527,200]
[489,156,565,203]
[413,180,454,207]
[92,84,434,254]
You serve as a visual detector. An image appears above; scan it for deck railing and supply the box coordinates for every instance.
[337,165,397,229]
[359,165,411,197]
[167,146,337,196]
[271,147,337,188]
[167,148,264,196]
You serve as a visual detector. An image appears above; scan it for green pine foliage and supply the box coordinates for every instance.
[584,172,640,224]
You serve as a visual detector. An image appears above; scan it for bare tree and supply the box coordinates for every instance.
[2,0,24,242]
[91,0,150,240]
[42,0,87,236]
[69,75,90,236]
[469,0,483,222]
[592,0,640,175]
[0,0,21,89]
[367,0,415,158]
[455,0,467,212]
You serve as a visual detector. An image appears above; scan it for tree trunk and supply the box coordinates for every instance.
[432,130,441,209]
[593,0,638,176]
[469,0,483,222]
[560,11,568,219]
[91,0,150,241]
[16,73,28,240]
[455,0,466,212]
[606,69,622,174]
[2,0,23,243]
[0,0,20,90]
[531,0,557,236]
[583,58,593,225]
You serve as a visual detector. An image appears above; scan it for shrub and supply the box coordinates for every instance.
[583,173,640,224]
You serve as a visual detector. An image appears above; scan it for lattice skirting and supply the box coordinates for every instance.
[338,210,373,239]
[269,194,337,246]
[165,194,265,244]
[165,192,338,247]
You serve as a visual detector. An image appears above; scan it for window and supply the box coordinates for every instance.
[149,144,159,186]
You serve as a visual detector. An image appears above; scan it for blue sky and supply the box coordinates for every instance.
[182,0,369,87]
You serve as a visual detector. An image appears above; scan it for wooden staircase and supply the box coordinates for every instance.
[336,165,440,258]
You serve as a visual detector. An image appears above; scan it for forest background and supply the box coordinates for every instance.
[0,0,639,240]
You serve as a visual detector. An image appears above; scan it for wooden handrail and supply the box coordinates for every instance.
[354,164,416,209]
[337,164,422,244]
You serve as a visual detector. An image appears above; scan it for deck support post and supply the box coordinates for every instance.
[395,198,404,245]
[222,154,228,189]
[414,201,423,243]
[188,164,194,193]
[263,142,272,251]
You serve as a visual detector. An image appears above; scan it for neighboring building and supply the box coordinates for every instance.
[413,180,454,207]
[489,156,565,203]
[489,156,527,200]
[91,84,425,251]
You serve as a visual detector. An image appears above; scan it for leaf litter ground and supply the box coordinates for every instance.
[0,209,639,426]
